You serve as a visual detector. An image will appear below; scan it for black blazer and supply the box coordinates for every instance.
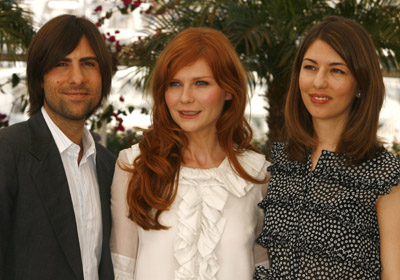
[0,111,115,280]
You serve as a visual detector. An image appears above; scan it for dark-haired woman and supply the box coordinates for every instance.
[255,16,400,280]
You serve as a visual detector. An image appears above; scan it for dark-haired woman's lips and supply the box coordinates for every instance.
[309,94,331,104]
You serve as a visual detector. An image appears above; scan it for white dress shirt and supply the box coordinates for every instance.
[42,107,102,280]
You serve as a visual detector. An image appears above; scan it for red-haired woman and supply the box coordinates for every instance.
[110,27,270,280]
[255,16,400,279]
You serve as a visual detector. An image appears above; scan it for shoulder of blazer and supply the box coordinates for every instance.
[0,112,53,157]
[0,118,29,146]
[95,142,116,169]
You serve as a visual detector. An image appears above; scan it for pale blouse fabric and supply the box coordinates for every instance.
[110,144,270,280]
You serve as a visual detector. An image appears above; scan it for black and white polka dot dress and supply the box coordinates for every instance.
[254,142,400,280]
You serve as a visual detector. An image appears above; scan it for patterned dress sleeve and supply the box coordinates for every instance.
[253,184,270,268]
[253,158,271,276]
[110,146,140,280]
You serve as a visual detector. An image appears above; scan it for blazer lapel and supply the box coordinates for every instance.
[95,150,112,251]
[28,112,84,280]
[95,145,115,278]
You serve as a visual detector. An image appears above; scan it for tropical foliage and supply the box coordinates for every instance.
[0,0,34,128]
[1,0,400,156]
[0,0,34,61]
[95,0,400,156]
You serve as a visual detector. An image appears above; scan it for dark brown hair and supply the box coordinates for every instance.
[285,16,384,162]
[26,14,112,116]
[126,27,265,230]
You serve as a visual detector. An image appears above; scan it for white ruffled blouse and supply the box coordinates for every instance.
[110,144,270,280]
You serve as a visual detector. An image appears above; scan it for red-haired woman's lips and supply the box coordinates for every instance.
[178,110,201,118]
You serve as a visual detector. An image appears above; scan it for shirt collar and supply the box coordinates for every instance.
[41,106,96,160]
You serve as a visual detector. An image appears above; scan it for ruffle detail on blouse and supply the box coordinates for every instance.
[173,151,267,280]
[257,227,381,275]
[269,142,400,195]
[267,142,306,176]
[258,194,376,239]
[254,264,271,280]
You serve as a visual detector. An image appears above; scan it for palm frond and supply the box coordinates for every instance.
[0,1,35,62]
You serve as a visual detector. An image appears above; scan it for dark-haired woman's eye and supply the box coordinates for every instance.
[303,65,315,71]
[332,68,345,74]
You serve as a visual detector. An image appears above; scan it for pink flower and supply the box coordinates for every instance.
[116,41,122,52]
[119,96,125,102]
[96,21,101,27]
[94,5,102,12]
[114,122,125,132]
[115,30,120,34]
[109,36,116,43]
[133,0,141,7]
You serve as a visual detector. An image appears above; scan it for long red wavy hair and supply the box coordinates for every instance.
[126,27,266,230]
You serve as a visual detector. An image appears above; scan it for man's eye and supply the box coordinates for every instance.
[83,61,96,67]
[55,62,68,67]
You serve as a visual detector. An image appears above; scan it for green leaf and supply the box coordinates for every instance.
[119,7,128,15]
[11,73,20,87]
[106,11,113,19]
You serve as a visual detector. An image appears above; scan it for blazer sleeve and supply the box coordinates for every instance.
[0,130,19,279]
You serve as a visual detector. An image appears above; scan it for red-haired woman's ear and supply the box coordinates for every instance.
[225,92,233,100]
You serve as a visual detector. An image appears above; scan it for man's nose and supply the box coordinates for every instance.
[68,64,85,85]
